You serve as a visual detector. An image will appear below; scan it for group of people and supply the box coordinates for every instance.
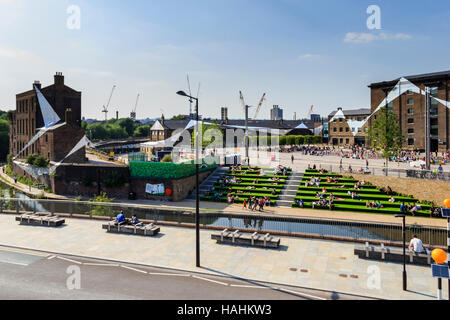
[114,211,141,226]
[312,198,334,210]
[399,202,423,216]
[243,196,271,211]
[365,200,384,209]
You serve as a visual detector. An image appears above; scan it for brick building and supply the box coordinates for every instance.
[9,72,85,162]
[369,70,450,152]
[328,108,371,146]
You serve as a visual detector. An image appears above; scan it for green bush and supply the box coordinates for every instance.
[33,155,49,168]
[161,154,172,163]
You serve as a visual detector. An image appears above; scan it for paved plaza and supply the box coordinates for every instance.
[0,213,447,300]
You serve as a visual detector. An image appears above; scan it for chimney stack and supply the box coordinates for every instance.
[33,80,41,90]
[161,114,165,125]
[54,72,64,86]
[65,108,74,125]
[116,111,119,120]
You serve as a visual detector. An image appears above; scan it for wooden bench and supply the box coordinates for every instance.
[102,221,160,236]
[354,242,432,266]
[16,214,65,227]
[211,229,280,248]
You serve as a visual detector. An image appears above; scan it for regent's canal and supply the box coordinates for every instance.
[0,181,447,246]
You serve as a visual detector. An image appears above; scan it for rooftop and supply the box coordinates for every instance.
[369,70,450,88]
[328,108,371,118]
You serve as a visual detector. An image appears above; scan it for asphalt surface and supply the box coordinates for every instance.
[0,246,373,300]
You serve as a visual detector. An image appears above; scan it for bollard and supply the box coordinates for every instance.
[380,243,386,260]
[251,232,258,246]
[426,248,431,265]
[365,242,370,258]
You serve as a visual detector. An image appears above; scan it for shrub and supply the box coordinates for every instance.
[161,154,172,163]
[33,155,49,168]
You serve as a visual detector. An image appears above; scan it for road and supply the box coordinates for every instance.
[0,245,372,300]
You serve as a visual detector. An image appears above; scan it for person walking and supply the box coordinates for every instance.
[291,154,294,164]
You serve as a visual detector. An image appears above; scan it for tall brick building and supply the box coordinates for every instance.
[328,107,371,146]
[369,71,450,152]
[9,72,86,162]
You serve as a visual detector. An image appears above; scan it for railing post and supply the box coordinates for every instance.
[89,204,92,218]
[33,201,36,214]
[69,202,73,217]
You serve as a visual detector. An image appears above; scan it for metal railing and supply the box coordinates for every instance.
[0,198,447,247]
[312,164,450,181]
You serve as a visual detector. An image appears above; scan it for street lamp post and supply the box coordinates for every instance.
[395,214,407,291]
[177,90,200,267]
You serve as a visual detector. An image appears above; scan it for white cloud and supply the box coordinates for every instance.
[298,53,320,60]
[344,32,412,43]
[0,46,34,60]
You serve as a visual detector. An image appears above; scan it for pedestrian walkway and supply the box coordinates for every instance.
[277,171,303,207]
[0,213,446,300]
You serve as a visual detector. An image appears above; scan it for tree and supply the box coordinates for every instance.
[0,119,10,161]
[191,121,223,149]
[368,107,404,173]
[171,114,188,120]
[133,125,150,137]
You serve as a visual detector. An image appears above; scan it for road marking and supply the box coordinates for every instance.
[56,256,82,265]
[120,265,148,274]
[148,272,191,277]
[0,246,48,257]
[229,284,269,289]
[47,255,56,260]
[0,259,28,266]
[276,287,326,300]
[83,263,119,267]
[192,275,229,286]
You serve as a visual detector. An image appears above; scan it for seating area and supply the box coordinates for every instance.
[292,169,432,217]
[201,165,291,206]
[354,243,432,266]
[211,229,281,248]
[102,221,160,236]
[16,213,65,227]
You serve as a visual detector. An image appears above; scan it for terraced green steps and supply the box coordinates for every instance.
[292,201,430,217]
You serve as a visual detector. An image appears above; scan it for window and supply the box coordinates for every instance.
[339,138,343,144]
[407,118,414,124]
[431,118,438,126]
[407,90,413,95]
[407,108,414,115]
[431,128,438,135]
[339,127,343,132]
[339,118,342,122]
[357,128,362,133]
[364,128,368,133]
[345,138,349,144]
[407,98,414,105]
[408,138,414,145]
[345,127,349,132]
[333,127,337,132]
[408,128,414,134]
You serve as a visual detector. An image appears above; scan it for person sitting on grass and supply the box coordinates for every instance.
[366,200,371,208]
[376,201,383,209]
[271,188,277,195]
[389,196,395,203]
[347,190,352,197]
[315,181,320,187]
[315,192,321,199]
[328,193,335,200]
[227,193,232,204]
[410,204,418,216]
[327,177,332,183]
[353,183,360,190]
[322,187,327,193]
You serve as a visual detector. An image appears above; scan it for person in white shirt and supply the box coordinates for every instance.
[409,235,425,253]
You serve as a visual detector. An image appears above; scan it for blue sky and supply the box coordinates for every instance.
[0,0,449,120]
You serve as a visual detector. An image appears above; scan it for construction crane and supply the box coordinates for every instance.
[130,93,140,120]
[102,85,116,121]
[307,105,314,119]
[253,93,266,119]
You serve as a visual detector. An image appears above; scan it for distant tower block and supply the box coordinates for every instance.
[116,111,119,120]
[221,107,228,121]
[130,111,136,120]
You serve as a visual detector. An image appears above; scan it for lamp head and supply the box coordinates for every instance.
[177,90,188,97]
